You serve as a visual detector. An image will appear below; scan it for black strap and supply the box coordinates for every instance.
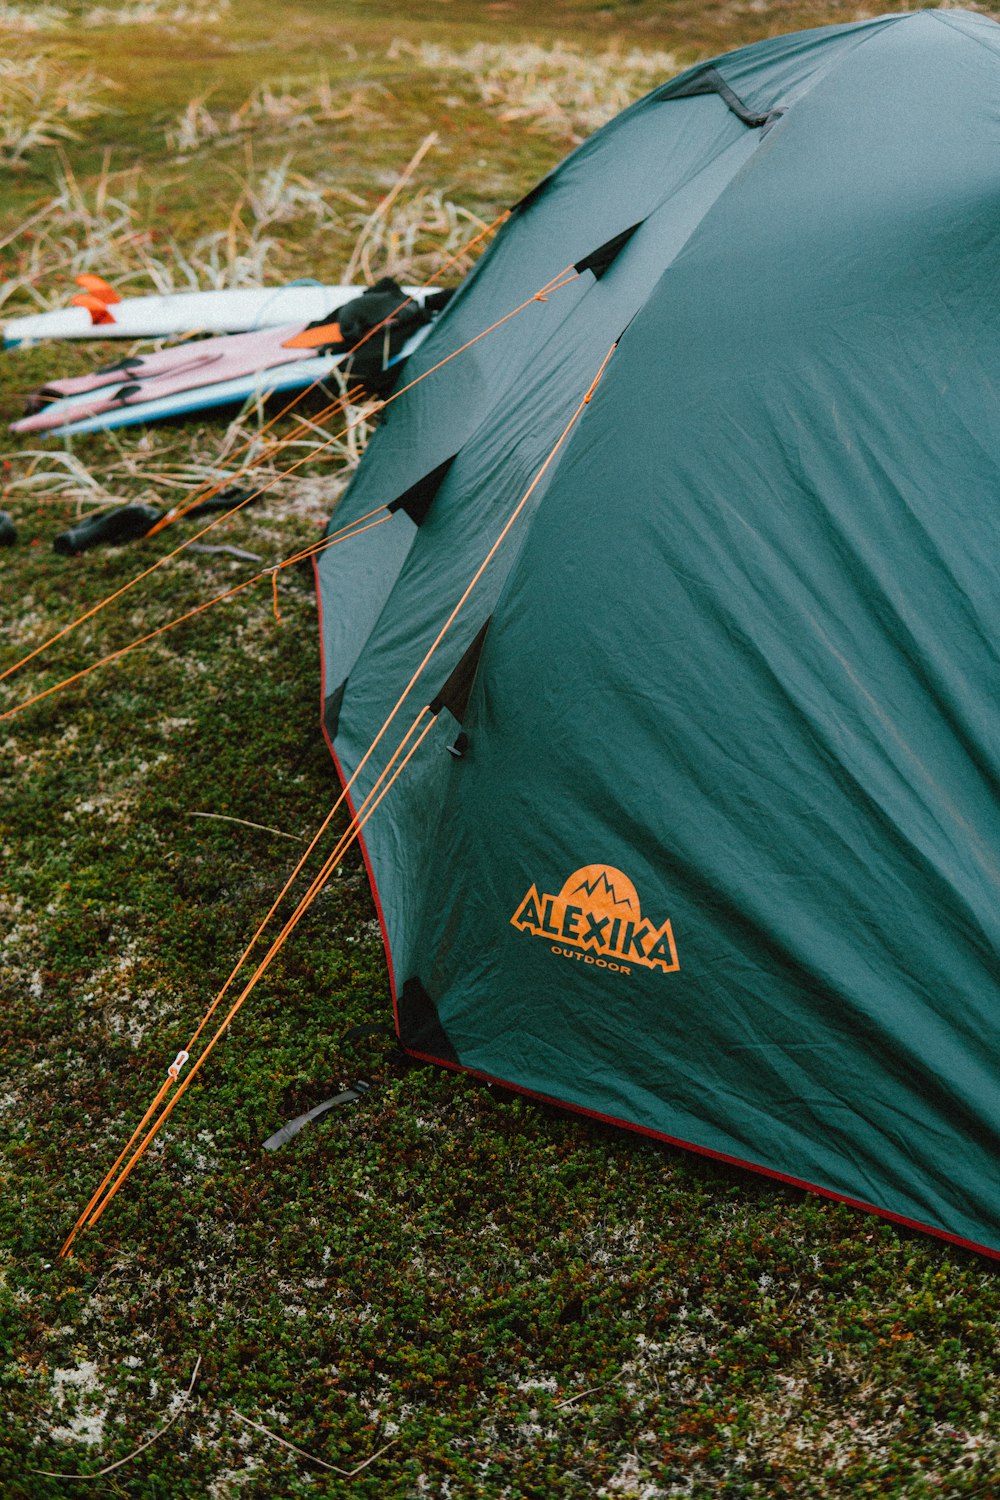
[262,1078,373,1151]
[653,65,773,129]
[511,66,775,220]
[574,223,642,280]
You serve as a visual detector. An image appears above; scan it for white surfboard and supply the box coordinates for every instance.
[3,282,430,347]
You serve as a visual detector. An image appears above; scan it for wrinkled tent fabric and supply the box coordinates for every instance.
[316,9,1000,1259]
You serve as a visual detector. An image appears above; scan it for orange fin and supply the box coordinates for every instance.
[75,274,121,306]
[71,293,118,326]
[282,321,343,350]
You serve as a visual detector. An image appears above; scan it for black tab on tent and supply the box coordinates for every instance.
[324,678,347,740]
[575,223,642,281]
[398,976,459,1062]
[424,289,455,316]
[386,454,457,526]
[655,65,772,129]
[429,618,491,723]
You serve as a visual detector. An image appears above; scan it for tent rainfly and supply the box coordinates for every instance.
[316,9,1000,1260]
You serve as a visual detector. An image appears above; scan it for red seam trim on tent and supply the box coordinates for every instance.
[401,1043,1000,1263]
[310,543,997,1262]
[312,555,398,1018]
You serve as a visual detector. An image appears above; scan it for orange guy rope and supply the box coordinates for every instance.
[60,337,616,1253]
[3,212,510,688]
[61,703,435,1256]
[78,711,439,1243]
[139,261,580,558]
[330,330,616,788]
[63,705,438,1255]
[0,514,394,724]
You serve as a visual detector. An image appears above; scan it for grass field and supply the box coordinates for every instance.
[1,2,999,1496]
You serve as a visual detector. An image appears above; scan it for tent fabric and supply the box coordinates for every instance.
[316,9,1000,1259]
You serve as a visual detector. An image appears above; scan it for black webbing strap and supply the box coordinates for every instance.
[512,64,776,220]
[653,65,775,129]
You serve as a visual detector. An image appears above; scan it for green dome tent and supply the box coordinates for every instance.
[316,9,1000,1260]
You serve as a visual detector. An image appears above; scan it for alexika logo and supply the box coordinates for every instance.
[510,864,679,976]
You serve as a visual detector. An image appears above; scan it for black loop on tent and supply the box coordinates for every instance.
[652,65,775,129]
[428,617,491,723]
[398,977,459,1062]
[386,454,458,526]
[574,223,643,281]
[510,64,776,217]
[511,179,549,216]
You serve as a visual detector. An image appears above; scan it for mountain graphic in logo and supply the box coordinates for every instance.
[567,868,636,911]
[511,863,679,974]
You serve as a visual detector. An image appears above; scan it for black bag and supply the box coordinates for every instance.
[53,504,162,556]
[306,278,452,397]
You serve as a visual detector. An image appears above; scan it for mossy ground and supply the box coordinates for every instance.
[1,3,998,1496]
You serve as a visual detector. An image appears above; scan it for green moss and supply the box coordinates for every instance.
[1,2,999,1496]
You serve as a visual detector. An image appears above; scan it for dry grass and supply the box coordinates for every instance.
[0,54,111,166]
[167,78,387,155]
[0,0,231,29]
[2,137,483,520]
[1,142,484,322]
[392,38,680,143]
[343,185,486,284]
[8,10,995,1497]
[81,0,230,22]
[0,3,69,29]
